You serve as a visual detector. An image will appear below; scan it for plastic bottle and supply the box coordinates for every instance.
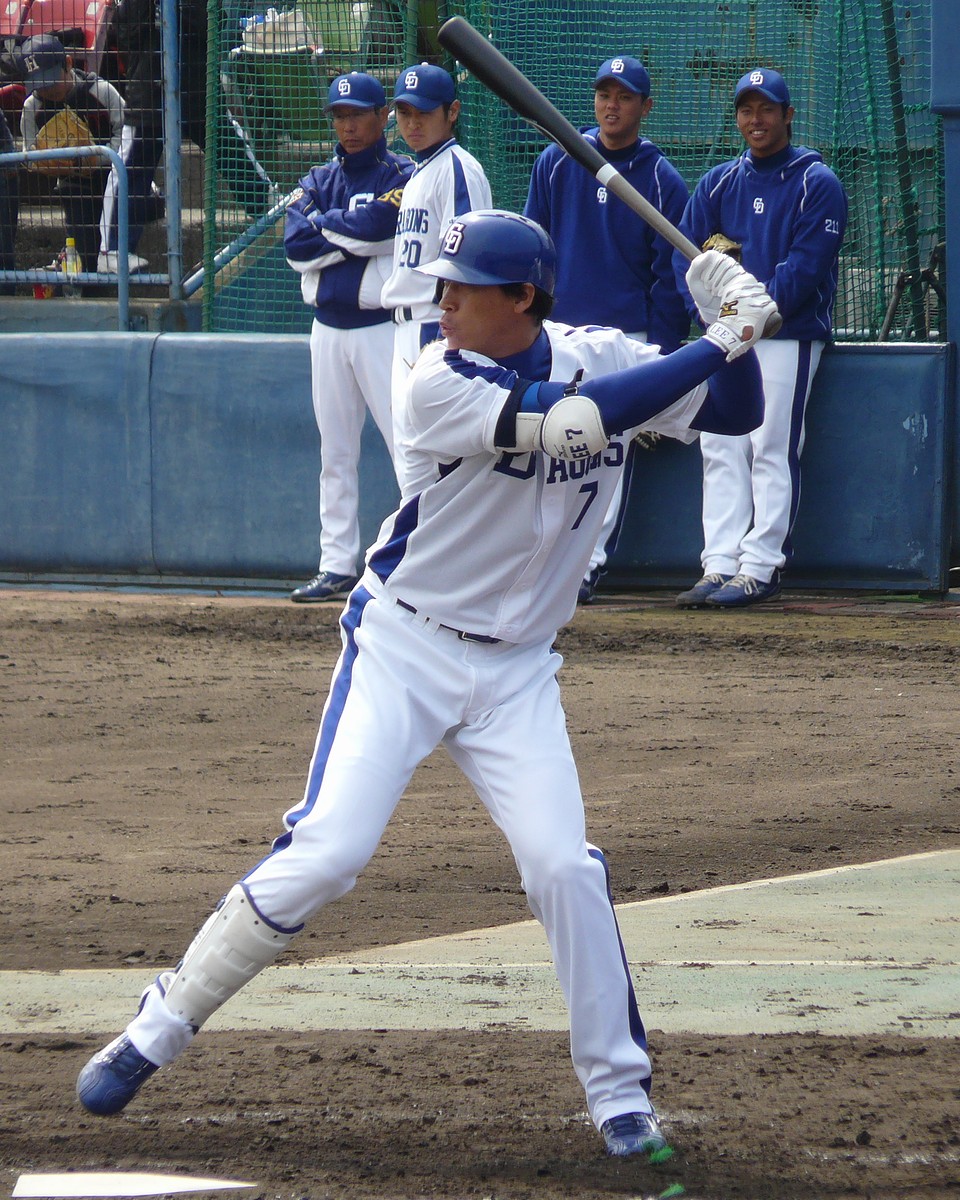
[63,237,82,300]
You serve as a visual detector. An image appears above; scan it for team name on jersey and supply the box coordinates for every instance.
[398,207,430,234]
[493,440,625,481]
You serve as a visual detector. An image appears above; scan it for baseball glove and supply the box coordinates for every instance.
[634,429,662,451]
[30,107,97,176]
[702,231,742,261]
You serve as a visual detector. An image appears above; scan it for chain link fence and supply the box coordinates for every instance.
[0,1,946,340]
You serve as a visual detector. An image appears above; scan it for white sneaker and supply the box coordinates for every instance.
[97,252,149,274]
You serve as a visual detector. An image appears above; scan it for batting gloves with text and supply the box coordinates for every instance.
[703,277,780,361]
[685,248,750,326]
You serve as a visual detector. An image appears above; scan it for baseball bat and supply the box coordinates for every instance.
[437,15,782,336]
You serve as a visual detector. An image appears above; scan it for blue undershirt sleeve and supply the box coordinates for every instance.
[520,339,763,436]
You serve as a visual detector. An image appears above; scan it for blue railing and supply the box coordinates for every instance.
[0,144,144,329]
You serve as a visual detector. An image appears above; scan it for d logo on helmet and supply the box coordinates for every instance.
[442,222,465,256]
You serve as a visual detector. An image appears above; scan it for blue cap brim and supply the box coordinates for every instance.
[393,94,446,111]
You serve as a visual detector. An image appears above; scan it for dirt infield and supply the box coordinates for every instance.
[2,587,959,1200]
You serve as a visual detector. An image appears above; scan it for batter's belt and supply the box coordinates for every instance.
[396,597,501,644]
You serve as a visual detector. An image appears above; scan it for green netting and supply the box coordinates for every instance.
[206,0,944,341]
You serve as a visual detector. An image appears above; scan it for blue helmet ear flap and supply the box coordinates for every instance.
[416,209,556,296]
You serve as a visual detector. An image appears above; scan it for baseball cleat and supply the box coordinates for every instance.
[578,566,602,605]
[77,1033,159,1115]
[600,1109,671,1159]
[675,572,733,608]
[290,571,358,603]
[704,569,781,608]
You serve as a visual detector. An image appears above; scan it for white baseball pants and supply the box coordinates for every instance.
[699,338,824,582]
[310,318,396,578]
[248,586,655,1127]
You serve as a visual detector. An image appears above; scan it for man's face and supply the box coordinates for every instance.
[394,100,459,152]
[34,67,71,103]
[736,93,793,157]
[593,83,652,150]
[437,279,535,358]
[330,104,387,154]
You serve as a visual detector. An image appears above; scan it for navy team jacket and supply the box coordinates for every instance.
[285,135,414,329]
[679,143,849,341]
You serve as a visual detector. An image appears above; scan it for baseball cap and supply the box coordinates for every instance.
[18,34,67,94]
[594,56,650,97]
[326,72,385,111]
[393,63,455,111]
[734,67,790,107]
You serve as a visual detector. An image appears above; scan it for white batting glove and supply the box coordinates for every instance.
[686,249,755,326]
[703,277,781,361]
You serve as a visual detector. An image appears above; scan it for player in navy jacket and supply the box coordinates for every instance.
[525,56,690,603]
[285,73,414,603]
[675,68,848,608]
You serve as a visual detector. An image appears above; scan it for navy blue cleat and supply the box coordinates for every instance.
[601,1110,670,1159]
[675,572,733,608]
[704,570,781,608]
[77,1034,159,1115]
[578,566,603,605]
[290,571,358,603]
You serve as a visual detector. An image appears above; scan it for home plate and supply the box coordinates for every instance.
[12,1174,256,1198]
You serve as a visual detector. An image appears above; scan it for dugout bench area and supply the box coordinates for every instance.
[0,335,954,594]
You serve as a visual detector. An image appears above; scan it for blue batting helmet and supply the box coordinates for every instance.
[416,209,557,296]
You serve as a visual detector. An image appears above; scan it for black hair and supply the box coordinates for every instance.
[500,282,554,321]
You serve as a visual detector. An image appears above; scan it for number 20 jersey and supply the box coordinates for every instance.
[380,138,492,321]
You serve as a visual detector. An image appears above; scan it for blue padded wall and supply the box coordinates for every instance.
[148,334,398,577]
[0,334,158,573]
[0,335,952,592]
[609,343,953,593]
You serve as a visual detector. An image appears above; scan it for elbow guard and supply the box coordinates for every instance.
[536,392,608,461]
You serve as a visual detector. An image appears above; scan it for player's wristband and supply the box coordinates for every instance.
[702,321,744,361]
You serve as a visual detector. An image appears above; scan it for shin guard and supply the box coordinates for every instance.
[162,884,298,1028]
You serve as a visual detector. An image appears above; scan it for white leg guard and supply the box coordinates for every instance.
[161,884,298,1028]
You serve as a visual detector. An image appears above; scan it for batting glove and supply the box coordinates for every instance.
[685,249,757,327]
[703,278,780,362]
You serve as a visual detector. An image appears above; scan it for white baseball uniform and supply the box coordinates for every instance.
[380,138,491,495]
[122,321,720,1131]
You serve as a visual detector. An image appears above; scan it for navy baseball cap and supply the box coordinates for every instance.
[18,34,67,93]
[734,67,790,107]
[393,63,455,110]
[326,72,385,111]
[594,56,651,97]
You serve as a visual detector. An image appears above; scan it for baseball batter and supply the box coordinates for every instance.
[379,63,492,495]
[77,212,776,1159]
[285,72,414,603]
[675,67,848,608]
[524,54,691,603]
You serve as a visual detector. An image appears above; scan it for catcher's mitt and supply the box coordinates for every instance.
[702,231,742,261]
[30,107,97,176]
[634,429,662,451]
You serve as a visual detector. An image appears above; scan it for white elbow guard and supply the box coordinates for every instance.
[536,393,608,461]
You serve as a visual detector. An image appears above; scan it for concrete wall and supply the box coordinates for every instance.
[0,334,953,592]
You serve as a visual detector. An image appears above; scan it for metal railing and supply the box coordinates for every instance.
[0,144,140,329]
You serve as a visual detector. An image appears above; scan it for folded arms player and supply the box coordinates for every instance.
[77,212,775,1161]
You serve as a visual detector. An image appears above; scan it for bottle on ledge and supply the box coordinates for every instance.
[63,237,82,300]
